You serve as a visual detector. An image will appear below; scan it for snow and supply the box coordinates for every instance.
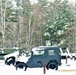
[17,54,31,63]
[0,59,76,75]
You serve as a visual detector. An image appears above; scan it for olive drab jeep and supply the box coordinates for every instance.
[15,46,61,71]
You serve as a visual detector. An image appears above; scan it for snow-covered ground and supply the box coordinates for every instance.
[0,59,76,75]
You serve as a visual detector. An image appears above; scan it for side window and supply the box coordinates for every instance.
[49,50,55,55]
[33,50,45,55]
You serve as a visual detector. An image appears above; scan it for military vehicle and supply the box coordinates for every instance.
[15,46,61,71]
[0,48,17,60]
[60,47,73,59]
[4,48,26,65]
[0,48,4,59]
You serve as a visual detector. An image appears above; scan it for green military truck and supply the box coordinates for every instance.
[3,48,27,65]
[0,48,18,60]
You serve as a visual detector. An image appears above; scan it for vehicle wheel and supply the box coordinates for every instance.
[47,62,58,70]
[55,64,58,70]
[16,62,27,71]
[5,57,15,65]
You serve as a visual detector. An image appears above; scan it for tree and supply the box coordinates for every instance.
[44,0,74,46]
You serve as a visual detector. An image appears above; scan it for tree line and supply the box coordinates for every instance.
[0,0,76,52]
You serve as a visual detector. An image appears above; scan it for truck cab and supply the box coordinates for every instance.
[15,46,61,71]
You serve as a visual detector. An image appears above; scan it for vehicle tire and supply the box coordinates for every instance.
[5,57,15,65]
[16,62,27,71]
[55,64,58,70]
[47,62,58,70]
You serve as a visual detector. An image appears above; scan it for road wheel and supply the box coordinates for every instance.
[16,62,27,71]
[47,62,58,70]
[5,57,15,65]
[55,64,58,70]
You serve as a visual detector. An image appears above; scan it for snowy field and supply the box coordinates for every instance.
[0,59,76,75]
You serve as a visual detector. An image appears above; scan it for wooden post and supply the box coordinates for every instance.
[66,56,67,64]
[43,60,46,74]
[74,56,76,61]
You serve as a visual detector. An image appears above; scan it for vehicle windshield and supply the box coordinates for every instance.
[33,50,44,55]
[32,47,45,56]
